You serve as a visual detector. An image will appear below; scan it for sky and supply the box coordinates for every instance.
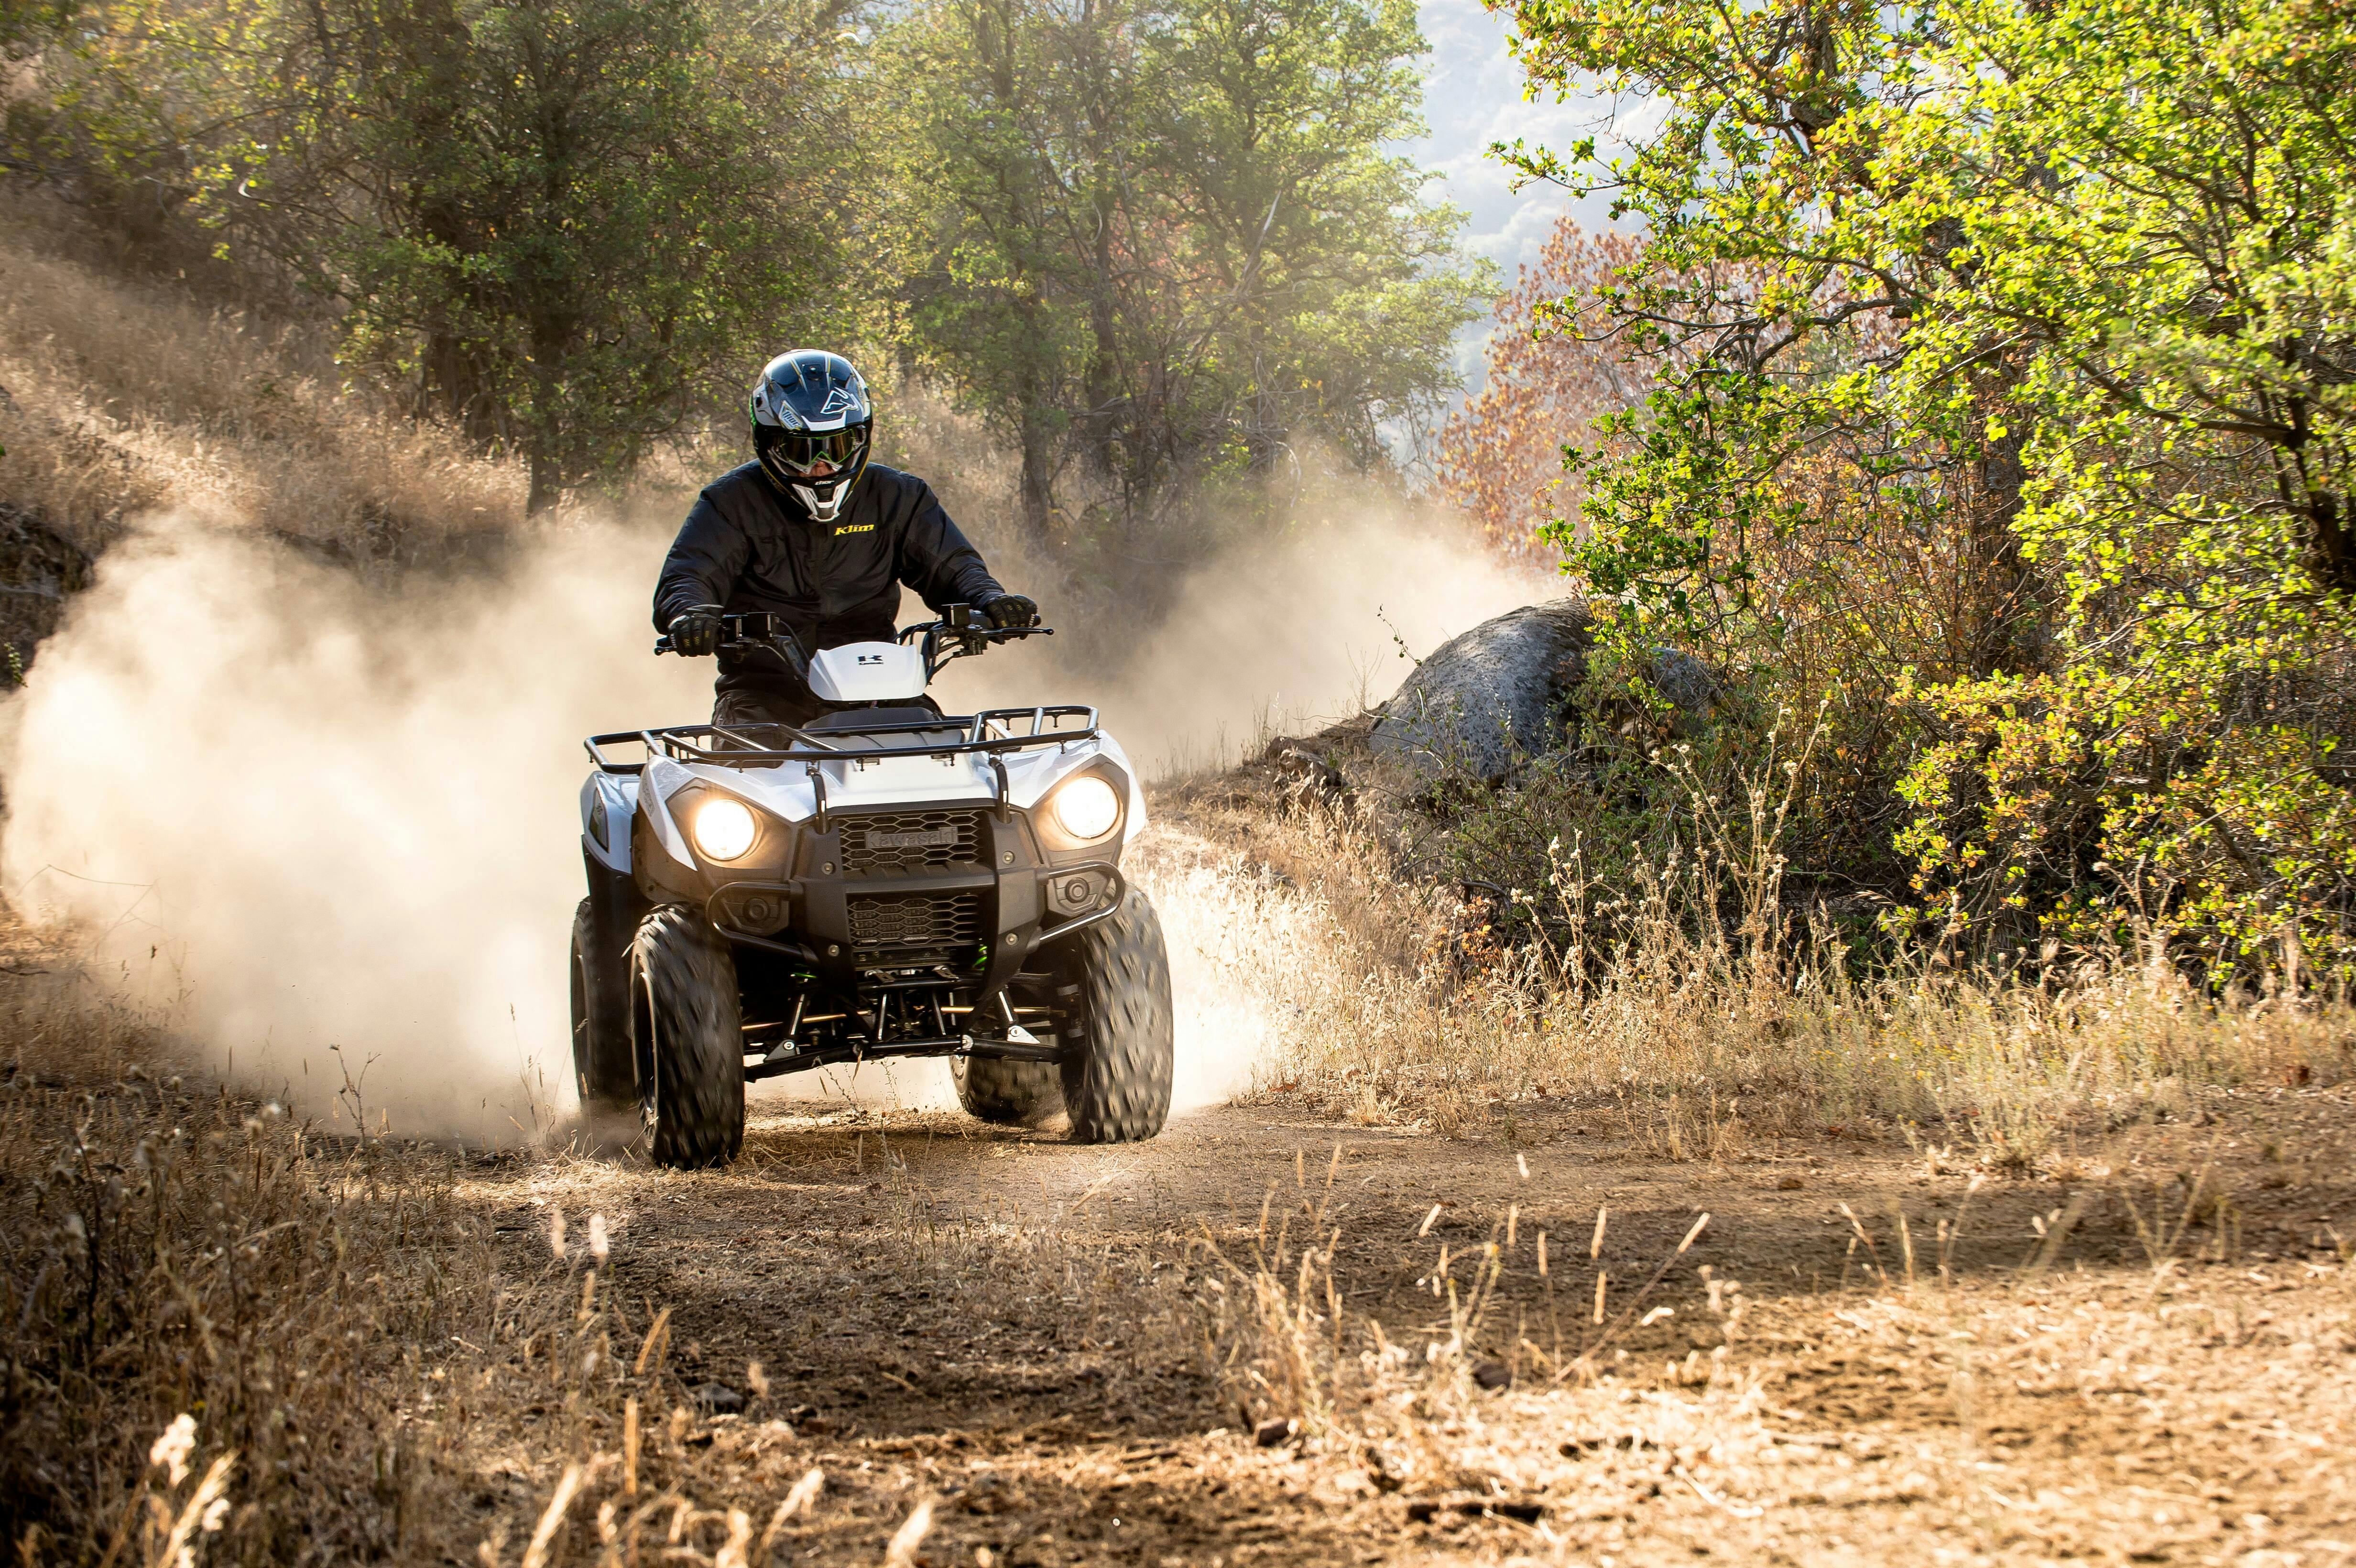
[1396,0,1658,387]
[1404,0,1581,283]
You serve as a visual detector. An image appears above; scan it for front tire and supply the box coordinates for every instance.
[629,904,744,1167]
[1052,889,1174,1143]
[952,1055,1065,1127]
[572,899,635,1113]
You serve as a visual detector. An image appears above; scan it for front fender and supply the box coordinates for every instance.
[581,773,637,873]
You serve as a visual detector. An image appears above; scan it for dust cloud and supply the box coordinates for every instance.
[0,500,1539,1136]
[938,508,1548,776]
[0,515,712,1141]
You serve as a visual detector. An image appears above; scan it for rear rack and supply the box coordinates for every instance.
[583,706,1099,775]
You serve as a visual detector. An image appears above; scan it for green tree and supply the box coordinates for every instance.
[1505,0,2356,969]
[2,0,232,249]
[212,0,862,510]
[20,0,861,511]
[877,0,1116,533]
[879,0,1486,539]
[1137,0,1480,474]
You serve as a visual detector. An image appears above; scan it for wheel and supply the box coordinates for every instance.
[952,1054,1065,1127]
[629,904,745,1167]
[1050,888,1174,1143]
[571,899,636,1113]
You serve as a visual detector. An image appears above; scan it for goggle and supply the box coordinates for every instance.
[765,425,868,476]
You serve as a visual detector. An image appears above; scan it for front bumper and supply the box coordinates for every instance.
[699,803,1123,996]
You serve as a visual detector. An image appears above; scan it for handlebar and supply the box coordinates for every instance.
[654,610,810,684]
[652,613,771,657]
[901,604,1052,679]
[655,604,1050,684]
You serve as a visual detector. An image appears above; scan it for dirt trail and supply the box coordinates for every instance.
[450,1078,2356,1565]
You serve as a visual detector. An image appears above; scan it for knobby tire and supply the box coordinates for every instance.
[1054,888,1175,1143]
[631,904,744,1167]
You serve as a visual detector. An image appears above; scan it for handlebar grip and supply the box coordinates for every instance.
[655,637,761,657]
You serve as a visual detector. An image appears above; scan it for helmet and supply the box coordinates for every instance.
[749,350,873,523]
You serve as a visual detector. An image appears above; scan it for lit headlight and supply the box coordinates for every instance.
[690,795,759,861]
[1047,774,1121,843]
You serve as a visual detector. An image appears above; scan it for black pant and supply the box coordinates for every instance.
[711,686,822,737]
[712,687,946,745]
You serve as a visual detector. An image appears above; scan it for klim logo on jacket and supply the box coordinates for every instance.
[833,523,875,535]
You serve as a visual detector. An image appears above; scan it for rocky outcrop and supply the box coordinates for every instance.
[0,501,95,682]
[1368,599,1595,782]
[1368,598,1714,784]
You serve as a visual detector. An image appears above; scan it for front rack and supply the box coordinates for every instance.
[584,706,1099,775]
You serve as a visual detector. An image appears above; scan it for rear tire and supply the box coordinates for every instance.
[630,904,744,1167]
[571,899,635,1113]
[952,1055,1065,1127]
[1052,888,1174,1143]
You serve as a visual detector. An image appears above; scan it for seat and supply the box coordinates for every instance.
[803,705,967,752]
[803,705,944,731]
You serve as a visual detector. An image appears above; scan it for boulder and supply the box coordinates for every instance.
[1369,599,1594,782]
[1367,598,1715,784]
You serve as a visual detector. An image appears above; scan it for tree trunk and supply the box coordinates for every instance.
[424,327,500,445]
[1018,411,1055,540]
[1959,366,2044,677]
[405,0,492,443]
[526,449,564,515]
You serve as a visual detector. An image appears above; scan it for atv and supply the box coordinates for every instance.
[570,606,1174,1166]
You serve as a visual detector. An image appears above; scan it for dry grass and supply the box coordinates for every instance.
[1208,1242,2356,1561]
[0,949,564,1564]
[1161,738,2356,1170]
[0,938,1216,1567]
[1134,728,2356,1553]
[4,836,2353,1565]
[0,192,523,559]
[1180,1061,2356,1562]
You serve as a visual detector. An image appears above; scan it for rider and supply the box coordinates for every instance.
[654,349,1039,730]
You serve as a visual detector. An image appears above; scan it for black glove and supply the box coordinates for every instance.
[981,593,1039,630]
[669,606,724,657]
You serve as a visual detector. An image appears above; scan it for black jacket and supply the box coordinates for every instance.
[653,461,1003,695]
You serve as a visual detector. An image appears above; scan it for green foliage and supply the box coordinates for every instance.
[207,0,861,509]
[1889,0,2356,971]
[18,0,863,509]
[878,0,1489,537]
[2,0,221,241]
[1508,0,2356,975]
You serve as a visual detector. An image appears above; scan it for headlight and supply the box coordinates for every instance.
[690,795,759,861]
[1047,774,1121,843]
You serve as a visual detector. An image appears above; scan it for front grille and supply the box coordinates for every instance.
[840,809,986,875]
[848,891,984,951]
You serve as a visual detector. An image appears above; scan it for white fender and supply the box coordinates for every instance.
[807,642,927,703]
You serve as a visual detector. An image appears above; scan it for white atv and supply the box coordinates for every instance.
[571,606,1174,1166]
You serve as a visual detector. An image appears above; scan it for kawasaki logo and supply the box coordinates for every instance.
[865,827,960,850]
